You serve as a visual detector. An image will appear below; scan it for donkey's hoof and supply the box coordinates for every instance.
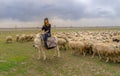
[43,57,47,60]
[37,58,41,60]
[57,55,61,58]
[53,55,57,57]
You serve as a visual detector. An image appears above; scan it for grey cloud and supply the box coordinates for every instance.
[0,0,119,21]
[92,0,120,17]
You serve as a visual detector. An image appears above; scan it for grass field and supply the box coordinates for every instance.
[0,28,120,76]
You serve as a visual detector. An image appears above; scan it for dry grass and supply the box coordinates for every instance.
[0,28,120,76]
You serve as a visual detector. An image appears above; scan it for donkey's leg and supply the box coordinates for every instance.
[41,47,46,60]
[53,47,57,57]
[56,45,61,57]
[37,48,41,60]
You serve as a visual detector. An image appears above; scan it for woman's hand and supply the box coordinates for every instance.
[44,30,49,34]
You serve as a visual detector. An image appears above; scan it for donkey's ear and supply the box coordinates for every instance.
[35,32,39,34]
[36,30,41,34]
[38,30,42,32]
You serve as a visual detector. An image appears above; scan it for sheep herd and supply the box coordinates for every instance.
[56,31,120,63]
[5,30,120,63]
[6,34,34,43]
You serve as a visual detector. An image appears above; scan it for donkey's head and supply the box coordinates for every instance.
[33,32,42,48]
[35,33,41,38]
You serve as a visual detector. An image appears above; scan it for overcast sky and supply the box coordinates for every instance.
[0,0,120,28]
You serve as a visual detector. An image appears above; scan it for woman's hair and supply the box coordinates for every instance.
[44,18,49,26]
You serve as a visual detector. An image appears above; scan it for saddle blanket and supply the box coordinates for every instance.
[47,37,57,49]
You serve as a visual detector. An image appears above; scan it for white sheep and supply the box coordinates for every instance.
[16,34,20,42]
[92,42,120,63]
[6,36,13,43]
[57,37,68,50]
[18,34,26,42]
[68,40,85,56]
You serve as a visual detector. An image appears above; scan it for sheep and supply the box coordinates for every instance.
[29,34,34,41]
[84,40,94,55]
[58,38,66,45]
[112,35,120,42]
[24,35,29,41]
[16,34,20,42]
[43,31,120,63]
[57,37,68,50]
[103,44,120,63]
[68,40,85,56]
[92,42,108,59]
[18,34,26,42]
[92,42,120,63]
[6,36,13,43]
[15,34,34,42]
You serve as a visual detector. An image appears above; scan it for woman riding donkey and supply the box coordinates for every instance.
[33,18,60,60]
[41,18,51,48]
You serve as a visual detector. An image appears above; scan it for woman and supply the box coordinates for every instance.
[41,18,51,48]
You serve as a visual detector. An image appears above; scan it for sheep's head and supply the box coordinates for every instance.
[85,41,93,48]
[113,44,120,53]
[117,44,120,54]
[64,36,69,43]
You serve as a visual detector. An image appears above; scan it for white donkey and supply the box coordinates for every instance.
[33,32,61,60]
